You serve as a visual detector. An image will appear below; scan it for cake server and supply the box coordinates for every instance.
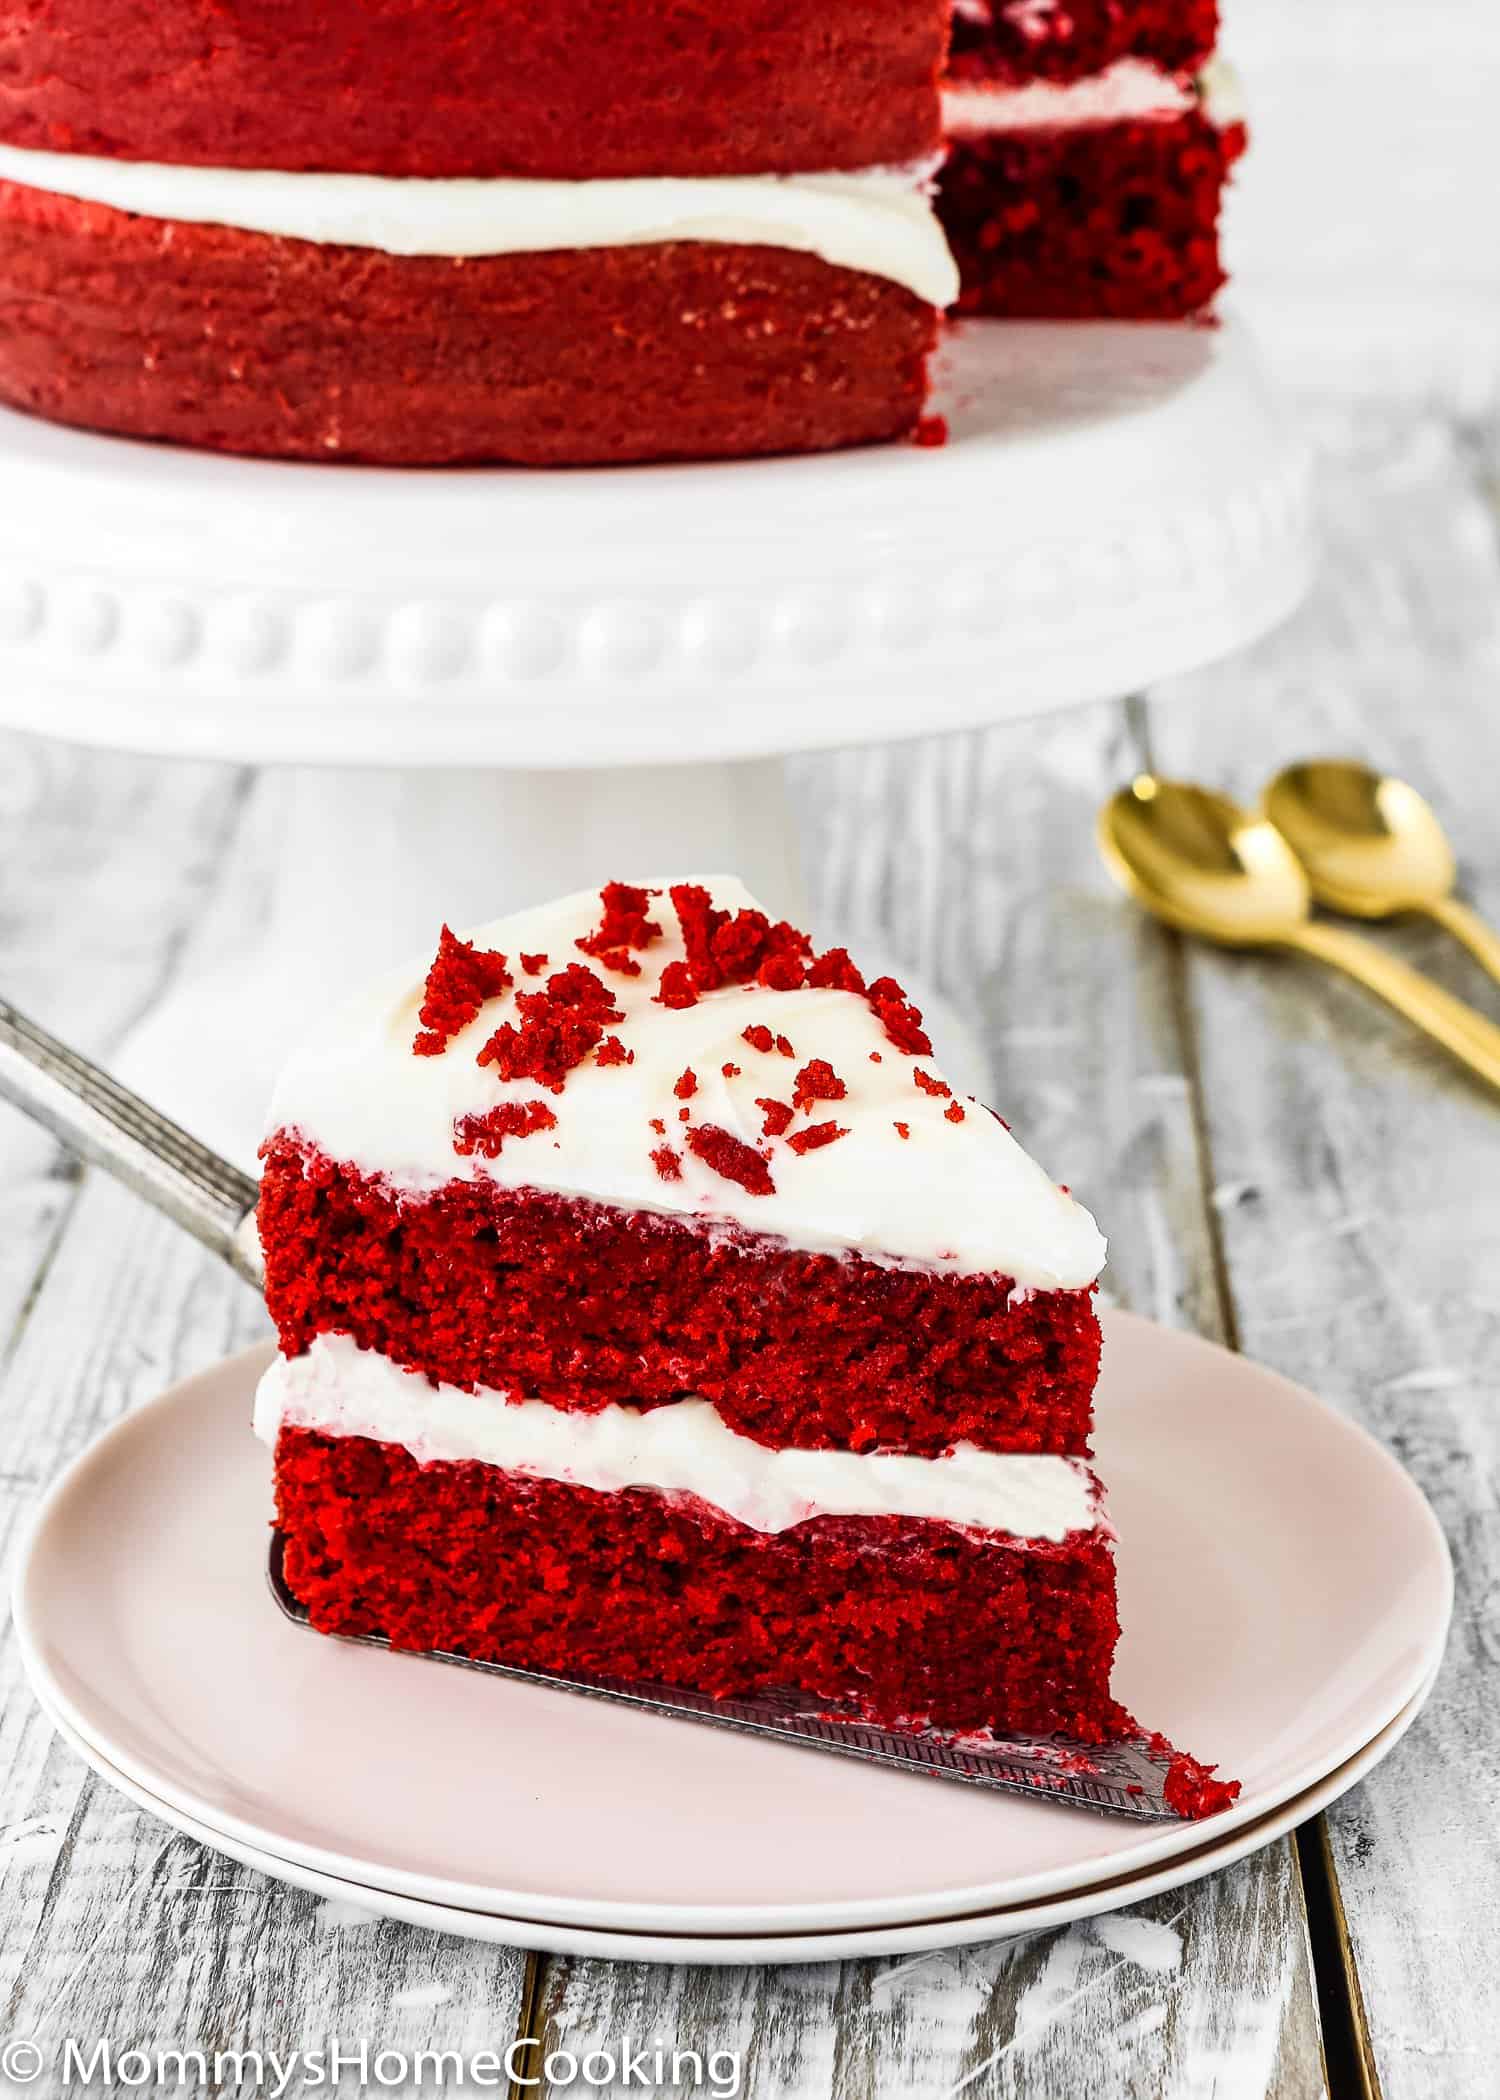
[0,990,1187,1822]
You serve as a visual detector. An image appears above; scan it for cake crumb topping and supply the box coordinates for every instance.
[787,1121,850,1155]
[686,1124,776,1196]
[453,1101,557,1158]
[477,963,623,1093]
[576,881,663,977]
[413,926,513,1057]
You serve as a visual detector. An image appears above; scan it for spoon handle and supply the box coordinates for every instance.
[1289,922,1500,1092]
[1425,895,1500,991]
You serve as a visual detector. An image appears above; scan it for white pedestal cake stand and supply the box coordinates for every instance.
[0,317,1314,1159]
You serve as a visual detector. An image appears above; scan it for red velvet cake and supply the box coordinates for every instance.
[253,877,1237,1811]
[939,3,1244,318]
[0,3,957,464]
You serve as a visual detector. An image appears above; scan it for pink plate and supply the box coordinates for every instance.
[33,1665,1437,1964]
[13,1312,1452,1935]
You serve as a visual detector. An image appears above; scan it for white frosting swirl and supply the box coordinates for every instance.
[265,875,1106,1290]
[256,1334,1099,1541]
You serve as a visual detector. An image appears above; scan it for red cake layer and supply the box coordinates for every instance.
[0,0,945,180]
[0,185,938,466]
[259,1138,1102,1458]
[275,1427,1125,1739]
[938,108,1243,320]
[948,0,1217,86]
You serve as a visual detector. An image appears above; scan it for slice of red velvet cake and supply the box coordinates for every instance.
[0,2,957,465]
[254,877,1234,1805]
[939,1,1245,319]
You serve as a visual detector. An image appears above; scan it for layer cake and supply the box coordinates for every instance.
[254,876,1238,1813]
[0,1,957,463]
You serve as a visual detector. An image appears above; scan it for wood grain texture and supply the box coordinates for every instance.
[1148,410,1500,2100]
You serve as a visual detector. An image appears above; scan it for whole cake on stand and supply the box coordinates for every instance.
[0,0,1313,1158]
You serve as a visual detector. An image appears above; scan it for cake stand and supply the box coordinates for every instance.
[0,316,1314,1158]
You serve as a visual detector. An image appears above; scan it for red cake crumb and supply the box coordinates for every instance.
[913,414,949,449]
[776,1035,796,1059]
[939,110,1243,322]
[742,1025,774,1053]
[275,1430,1123,1740]
[520,953,548,977]
[722,1063,741,1079]
[757,1098,795,1138]
[894,1121,911,1139]
[674,1069,698,1100]
[595,1037,633,1068]
[452,1102,558,1160]
[411,927,512,1057]
[686,1125,777,1197]
[656,963,700,1010]
[576,882,663,976]
[1147,1734,1243,1820]
[258,1137,1102,1455]
[649,1118,666,1135]
[666,884,814,1002]
[946,1102,967,1124]
[477,965,623,1094]
[0,193,941,468]
[808,948,866,994]
[787,1121,850,1155]
[650,1147,683,1182]
[913,1069,951,1098]
[869,1053,883,1064]
[793,1059,848,1112]
[868,977,933,1056]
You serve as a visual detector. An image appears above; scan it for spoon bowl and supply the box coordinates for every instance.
[1262,760,1457,918]
[1098,777,1313,947]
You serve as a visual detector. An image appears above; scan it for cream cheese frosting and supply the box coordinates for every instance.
[266,877,1105,1290]
[0,144,959,308]
[256,1334,1099,1542]
[943,58,1198,135]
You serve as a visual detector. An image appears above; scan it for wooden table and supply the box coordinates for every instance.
[1,402,1495,2097]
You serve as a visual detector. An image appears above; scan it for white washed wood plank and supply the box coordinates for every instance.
[533,702,1327,2100]
[531,1853,1322,2100]
[0,737,531,2071]
[1149,407,1500,2100]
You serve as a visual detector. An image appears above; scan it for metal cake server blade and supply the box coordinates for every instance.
[2,990,1180,1822]
[267,1536,1180,1820]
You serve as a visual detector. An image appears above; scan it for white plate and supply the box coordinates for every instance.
[37,1670,1437,1965]
[13,1311,1451,1935]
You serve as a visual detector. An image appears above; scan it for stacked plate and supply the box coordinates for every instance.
[14,1314,1451,1963]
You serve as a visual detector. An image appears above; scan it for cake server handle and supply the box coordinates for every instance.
[0,994,264,1289]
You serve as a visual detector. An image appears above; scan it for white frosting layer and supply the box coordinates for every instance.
[266,876,1106,1290]
[0,143,959,308]
[257,1335,1099,1542]
[943,58,1197,135]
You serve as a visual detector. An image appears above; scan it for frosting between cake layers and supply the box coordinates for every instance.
[256,1334,1100,1542]
[0,144,959,308]
[265,876,1107,1290]
[942,58,1198,135]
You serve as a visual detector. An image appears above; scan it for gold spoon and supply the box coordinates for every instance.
[1262,759,1500,987]
[1098,776,1500,1093]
